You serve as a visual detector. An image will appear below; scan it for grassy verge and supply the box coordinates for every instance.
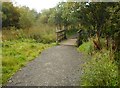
[2,39,56,84]
[78,39,118,86]
[81,50,118,86]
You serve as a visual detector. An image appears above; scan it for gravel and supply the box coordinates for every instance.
[7,45,84,86]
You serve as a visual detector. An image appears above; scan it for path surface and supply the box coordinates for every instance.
[60,39,77,46]
[7,45,84,86]
[60,34,78,46]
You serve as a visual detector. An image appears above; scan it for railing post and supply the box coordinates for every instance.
[56,27,58,43]
[77,29,82,47]
[64,28,67,39]
[56,33,58,43]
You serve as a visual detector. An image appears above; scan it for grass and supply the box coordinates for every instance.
[77,40,94,55]
[2,24,56,43]
[2,24,56,84]
[78,38,119,86]
[28,24,56,43]
[81,50,118,86]
[2,39,56,84]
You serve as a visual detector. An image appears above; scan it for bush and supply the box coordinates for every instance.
[81,51,118,86]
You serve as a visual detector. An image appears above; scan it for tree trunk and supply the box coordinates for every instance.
[96,30,101,50]
[63,25,67,39]
[106,35,109,49]
[93,26,101,50]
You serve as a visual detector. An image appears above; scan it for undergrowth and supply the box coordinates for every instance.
[81,50,118,86]
[78,38,119,86]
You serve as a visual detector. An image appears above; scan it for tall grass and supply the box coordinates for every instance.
[2,24,56,43]
[28,24,56,43]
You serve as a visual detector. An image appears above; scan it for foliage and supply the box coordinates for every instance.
[1,1,120,86]
[78,38,119,86]
[78,40,94,55]
[114,51,120,65]
[81,50,118,86]
[18,6,37,29]
[2,39,55,84]
[66,28,78,37]
[2,2,20,28]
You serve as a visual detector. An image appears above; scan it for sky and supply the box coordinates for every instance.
[11,0,65,12]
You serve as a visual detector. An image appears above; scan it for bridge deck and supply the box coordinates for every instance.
[60,38,77,46]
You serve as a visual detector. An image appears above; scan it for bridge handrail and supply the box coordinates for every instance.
[56,29,66,42]
[56,29,65,33]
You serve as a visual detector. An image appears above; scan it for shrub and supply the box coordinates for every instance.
[81,51,118,86]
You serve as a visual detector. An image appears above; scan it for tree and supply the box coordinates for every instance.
[73,2,113,49]
[18,6,37,29]
[107,2,120,51]
[2,2,20,28]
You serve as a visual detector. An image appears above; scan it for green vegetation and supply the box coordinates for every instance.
[81,50,118,86]
[75,2,119,86]
[1,1,57,84]
[1,1,120,86]
[66,28,78,38]
[78,39,119,86]
[78,40,94,55]
[2,39,55,84]
[2,25,56,43]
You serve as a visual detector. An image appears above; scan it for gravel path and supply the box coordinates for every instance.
[60,33,78,46]
[7,45,84,86]
[60,39,77,46]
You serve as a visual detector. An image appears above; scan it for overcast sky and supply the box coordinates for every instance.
[11,0,65,12]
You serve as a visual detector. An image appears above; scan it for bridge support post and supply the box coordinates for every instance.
[77,29,82,47]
